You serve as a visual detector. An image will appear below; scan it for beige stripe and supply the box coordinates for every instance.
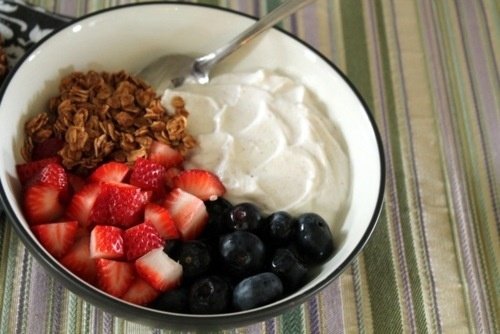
[340,269,360,333]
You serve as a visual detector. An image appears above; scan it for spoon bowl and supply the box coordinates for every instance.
[138,0,316,91]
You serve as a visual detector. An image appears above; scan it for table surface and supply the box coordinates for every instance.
[0,0,498,333]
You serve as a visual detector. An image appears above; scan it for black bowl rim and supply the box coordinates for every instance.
[0,1,386,330]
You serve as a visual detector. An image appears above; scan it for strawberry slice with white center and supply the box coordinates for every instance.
[121,277,160,306]
[96,258,135,298]
[66,182,102,227]
[144,203,179,240]
[123,222,165,261]
[16,156,61,185]
[89,182,150,228]
[135,248,182,292]
[31,220,78,258]
[23,184,65,225]
[148,140,183,168]
[90,225,124,260]
[89,162,130,183]
[172,169,225,201]
[130,158,166,197]
[163,188,208,240]
[60,236,97,285]
[27,162,70,203]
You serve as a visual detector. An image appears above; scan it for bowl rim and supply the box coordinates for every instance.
[0,1,386,329]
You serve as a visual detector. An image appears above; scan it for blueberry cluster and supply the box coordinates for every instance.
[152,198,335,314]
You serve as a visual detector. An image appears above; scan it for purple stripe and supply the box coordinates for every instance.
[419,0,491,332]
[236,0,253,13]
[265,317,276,334]
[456,0,500,227]
[387,0,443,332]
[365,2,417,332]
[307,295,321,334]
[51,281,67,334]
[102,312,114,333]
[320,279,344,334]
[301,4,320,50]
[254,0,261,17]
[25,262,51,333]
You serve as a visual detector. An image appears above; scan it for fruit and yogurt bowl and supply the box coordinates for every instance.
[0,3,384,331]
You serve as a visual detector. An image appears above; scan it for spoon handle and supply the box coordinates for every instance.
[194,0,316,76]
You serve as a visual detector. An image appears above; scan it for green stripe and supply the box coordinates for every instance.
[0,225,18,332]
[280,305,305,334]
[340,0,403,333]
[197,0,221,6]
[67,293,79,333]
[266,0,284,28]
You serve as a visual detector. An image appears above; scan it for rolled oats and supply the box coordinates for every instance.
[22,70,196,174]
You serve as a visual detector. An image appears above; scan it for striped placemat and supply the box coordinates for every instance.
[0,0,498,333]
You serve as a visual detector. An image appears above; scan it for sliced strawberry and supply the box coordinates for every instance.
[123,222,165,261]
[27,162,69,202]
[16,157,61,185]
[89,162,130,183]
[23,184,65,225]
[67,173,86,194]
[163,188,208,240]
[66,182,102,227]
[31,137,64,161]
[164,167,182,189]
[144,203,179,240]
[148,141,183,168]
[89,182,149,228]
[60,236,97,284]
[135,248,182,292]
[31,221,78,258]
[90,225,124,260]
[96,258,135,298]
[121,277,160,306]
[130,158,166,197]
[172,169,225,201]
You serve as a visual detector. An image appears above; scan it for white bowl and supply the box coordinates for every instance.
[0,2,384,330]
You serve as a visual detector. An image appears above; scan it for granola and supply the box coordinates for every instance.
[22,70,196,175]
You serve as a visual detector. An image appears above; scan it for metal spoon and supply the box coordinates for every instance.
[138,0,316,92]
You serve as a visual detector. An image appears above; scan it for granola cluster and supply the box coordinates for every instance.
[22,70,196,174]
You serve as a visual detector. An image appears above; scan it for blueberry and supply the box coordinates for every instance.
[202,197,233,238]
[294,213,334,264]
[178,241,212,279]
[270,248,307,292]
[225,202,262,231]
[232,272,283,311]
[219,231,265,277]
[189,276,232,314]
[152,286,189,313]
[264,211,294,246]
[163,239,182,260]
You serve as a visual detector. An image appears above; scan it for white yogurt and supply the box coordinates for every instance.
[161,70,350,227]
